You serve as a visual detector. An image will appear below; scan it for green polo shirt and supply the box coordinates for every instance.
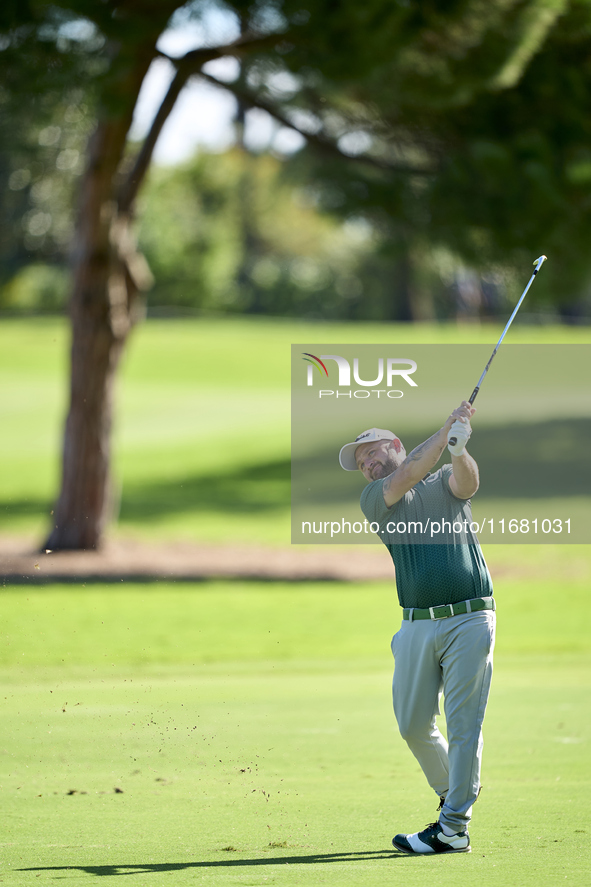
[360,464,493,609]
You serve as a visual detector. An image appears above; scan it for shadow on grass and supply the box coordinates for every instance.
[467,416,591,499]
[119,457,291,522]
[19,849,407,877]
[0,457,291,530]
[3,417,589,531]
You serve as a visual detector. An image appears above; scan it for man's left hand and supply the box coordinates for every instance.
[447,419,471,456]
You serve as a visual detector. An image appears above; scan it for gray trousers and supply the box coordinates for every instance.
[391,609,496,832]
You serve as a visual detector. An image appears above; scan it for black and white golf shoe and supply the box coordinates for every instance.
[392,821,471,855]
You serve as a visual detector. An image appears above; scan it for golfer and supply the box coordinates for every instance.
[339,400,495,855]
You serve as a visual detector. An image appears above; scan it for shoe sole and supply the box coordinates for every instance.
[392,838,471,855]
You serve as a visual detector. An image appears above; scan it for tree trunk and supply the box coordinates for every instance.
[46,294,127,550]
[46,129,134,549]
[45,44,159,550]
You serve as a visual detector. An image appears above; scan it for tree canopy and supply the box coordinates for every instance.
[4,0,591,317]
[2,0,590,548]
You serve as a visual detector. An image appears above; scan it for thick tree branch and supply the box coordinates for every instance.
[199,71,435,177]
[118,30,291,213]
[156,29,290,66]
[118,65,189,214]
[119,22,433,215]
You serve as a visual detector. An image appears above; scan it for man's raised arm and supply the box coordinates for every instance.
[448,451,479,499]
[382,401,475,507]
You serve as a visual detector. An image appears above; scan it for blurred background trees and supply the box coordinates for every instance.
[6,0,591,320]
[5,0,591,326]
[136,149,400,321]
[2,0,591,548]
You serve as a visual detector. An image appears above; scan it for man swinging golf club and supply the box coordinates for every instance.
[339,401,495,854]
[337,257,546,854]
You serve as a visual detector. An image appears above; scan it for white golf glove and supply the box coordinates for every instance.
[447,419,471,456]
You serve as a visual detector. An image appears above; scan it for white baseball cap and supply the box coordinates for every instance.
[339,428,399,471]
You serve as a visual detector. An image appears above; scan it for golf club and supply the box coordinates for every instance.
[448,255,548,446]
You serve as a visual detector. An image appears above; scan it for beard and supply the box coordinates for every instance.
[370,454,404,479]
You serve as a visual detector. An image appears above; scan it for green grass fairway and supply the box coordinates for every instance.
[1,316,590,543]
[2,316,590,884]
[1,574,590,886]
[2,657,589,886]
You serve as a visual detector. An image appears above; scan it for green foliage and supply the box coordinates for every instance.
[4,0,591,321]
[287,1,591,309]
[137,148,387,317]
[138,148,489,321]
[0,3,99,284]
[0,262,69,311]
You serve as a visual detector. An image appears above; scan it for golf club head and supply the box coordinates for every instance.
[533,255,547,270]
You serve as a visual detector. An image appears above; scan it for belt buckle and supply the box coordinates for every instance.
[429,604,452,620]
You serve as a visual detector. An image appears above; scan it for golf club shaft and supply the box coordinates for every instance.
[448,255,547,446]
